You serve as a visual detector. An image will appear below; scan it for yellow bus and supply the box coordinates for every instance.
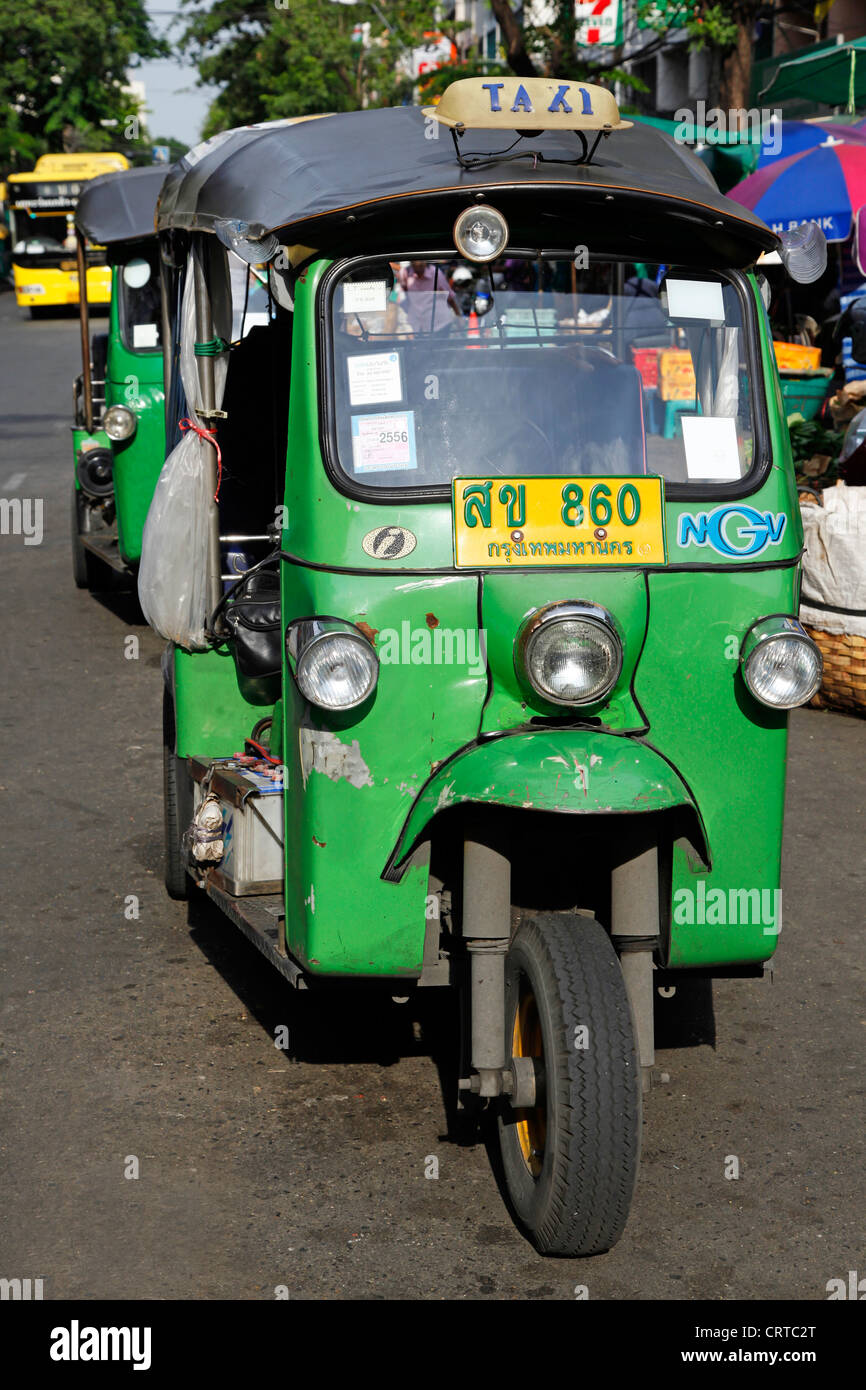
[8,152,130,314]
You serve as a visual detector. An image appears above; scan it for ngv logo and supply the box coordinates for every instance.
[678,505,787,558]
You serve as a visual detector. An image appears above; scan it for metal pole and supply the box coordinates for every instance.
[159,257,172,439]
[614,260,625,363]
[76,231,93,433]
[192,242,222,616]
[462,839,511,1096]
[611,845,658,1093]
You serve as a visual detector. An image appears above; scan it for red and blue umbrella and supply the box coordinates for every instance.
[729,141,866,242]
[755,119,866,167]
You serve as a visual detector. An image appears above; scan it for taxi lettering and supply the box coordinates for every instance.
[481,82,594,118]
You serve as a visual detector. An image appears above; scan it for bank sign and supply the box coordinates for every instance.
[770,213,850,244]
[575,1,624,47]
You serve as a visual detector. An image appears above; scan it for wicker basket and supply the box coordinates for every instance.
[803,625,866,715]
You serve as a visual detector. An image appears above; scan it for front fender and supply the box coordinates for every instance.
[384,730,701,880]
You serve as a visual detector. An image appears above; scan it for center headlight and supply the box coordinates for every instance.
[286,619,378,711]
[102,405,136,441]
[516,602,623,707]
[453,205,508,262]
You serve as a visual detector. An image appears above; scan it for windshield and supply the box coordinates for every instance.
[327,256,759,492]
[119,250,163,351]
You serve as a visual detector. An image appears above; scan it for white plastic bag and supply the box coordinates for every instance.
[800,482,866,639]
[138,246,230,649]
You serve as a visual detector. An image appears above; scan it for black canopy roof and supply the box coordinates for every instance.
[156,106,778,267]
[76,164,169,244]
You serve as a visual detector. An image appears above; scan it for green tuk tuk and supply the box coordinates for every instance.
[143,80,824,1256]
[71,165,168,590]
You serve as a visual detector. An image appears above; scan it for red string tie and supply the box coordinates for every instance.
[179,417,223,501]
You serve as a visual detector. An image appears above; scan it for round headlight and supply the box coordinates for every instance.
[296,631,378,711]
[741,616,822,709]
[453,205,508,263]
[102,405,136,441]
[518,602,623,707]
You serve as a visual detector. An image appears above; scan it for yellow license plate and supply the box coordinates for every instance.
[452,476,667,568]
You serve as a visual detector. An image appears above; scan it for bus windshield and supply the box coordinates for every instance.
[8,178,80,253]
[328,257,759,492]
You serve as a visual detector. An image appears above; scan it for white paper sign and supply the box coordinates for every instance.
[133,322,159,348]
[351,411,417,473]
[342,281,388,314]
[666,278,725,323]
[347,351,402,405]
[681,415,741,480]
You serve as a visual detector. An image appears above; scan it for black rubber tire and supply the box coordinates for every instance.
[70,486,95,590]
[498,914,641,1257]
[163,687,193,900]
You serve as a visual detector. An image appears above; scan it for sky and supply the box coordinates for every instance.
[135,0,219,146]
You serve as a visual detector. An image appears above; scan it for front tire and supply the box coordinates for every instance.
[163,688,192,900]
[498,913,641,1256]
[71,486,96,590]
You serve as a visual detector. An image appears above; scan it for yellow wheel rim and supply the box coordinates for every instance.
[512,983,545,1178]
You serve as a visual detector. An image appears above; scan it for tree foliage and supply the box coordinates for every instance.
[635,1,766,109]
[0,0,167,168]
[180,0,458,136]
[180,0,639,137]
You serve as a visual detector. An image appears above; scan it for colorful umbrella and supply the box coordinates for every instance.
[728,141,866,242]
[755,120,866,168]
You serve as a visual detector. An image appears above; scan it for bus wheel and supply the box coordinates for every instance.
[71,486,96,590]
[163,688,192,900]
[498,913,641,1256]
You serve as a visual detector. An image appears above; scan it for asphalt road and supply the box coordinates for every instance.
[0,286,863,1301]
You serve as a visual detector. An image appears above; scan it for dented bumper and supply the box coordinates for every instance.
[384,729,698,880]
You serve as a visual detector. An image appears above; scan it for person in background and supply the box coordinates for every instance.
[398,260,459,333]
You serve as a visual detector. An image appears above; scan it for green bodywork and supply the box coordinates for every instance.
[73,262,165,567]
[174,260,802,978]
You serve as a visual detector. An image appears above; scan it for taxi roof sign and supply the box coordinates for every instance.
[423,78,632,133]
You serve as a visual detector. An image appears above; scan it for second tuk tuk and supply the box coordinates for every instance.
[140,80,825,1256]
[71,165,168,590]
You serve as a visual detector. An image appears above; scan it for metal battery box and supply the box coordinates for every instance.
[190,757,284,896]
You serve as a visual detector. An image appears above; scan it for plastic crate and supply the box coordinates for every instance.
[631,347,660,388]
[780,375,831,421]
[773,341,821,371]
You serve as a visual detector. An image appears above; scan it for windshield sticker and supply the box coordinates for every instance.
[132,323,159,349]
[347,351,402,406]
[352,411,417,474]
[681,416,741,481]
[665,278,725,324]
[678,505,786,558]
[342,281,388,315]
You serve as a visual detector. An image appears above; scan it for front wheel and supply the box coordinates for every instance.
[498,913,641,1256]
[70,486,96,590]
[163,688,192,900]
